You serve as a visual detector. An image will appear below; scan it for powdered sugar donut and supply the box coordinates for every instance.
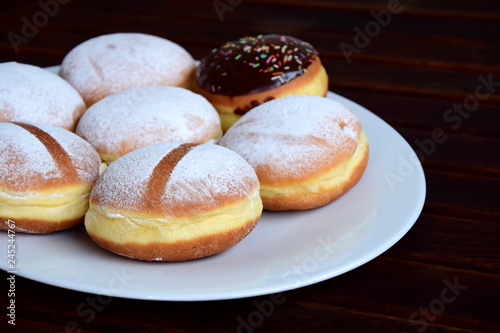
[76,86,222,163]
[59,33,196,106]
[85,142,262,261]
[0,122,101,233]
[0,62,86,131]
[219,95,369,211]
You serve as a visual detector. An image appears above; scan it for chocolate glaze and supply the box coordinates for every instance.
[234,97,274,115]
[195,34,320,96]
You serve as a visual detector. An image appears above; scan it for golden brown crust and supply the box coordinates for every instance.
[139,143,198,212]
[11,122,80,189]
[0,216,83,234]
[66,104,87,132]
[0,122,100,192]
[192,59,328,119]
[262,140,369,211]
[87,217,259,261]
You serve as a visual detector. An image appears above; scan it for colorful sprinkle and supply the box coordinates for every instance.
[196,34,320,95]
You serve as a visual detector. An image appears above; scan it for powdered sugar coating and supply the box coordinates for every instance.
[59,33,196,106]
[0,62,86,131]
[219,95,361,183]
[76,86,222,160]
[91,142,259,215]
[0,122,101,192]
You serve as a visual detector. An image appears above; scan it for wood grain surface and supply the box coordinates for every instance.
[1,0,499,332]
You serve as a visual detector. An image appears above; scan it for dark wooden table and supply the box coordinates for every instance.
[1,1,499,332]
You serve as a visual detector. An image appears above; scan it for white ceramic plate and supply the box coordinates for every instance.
[0,82,426,301]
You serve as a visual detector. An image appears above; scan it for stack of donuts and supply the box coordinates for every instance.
[0,32,368,261]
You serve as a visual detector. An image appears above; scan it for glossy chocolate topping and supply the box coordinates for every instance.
[195,34,320,96]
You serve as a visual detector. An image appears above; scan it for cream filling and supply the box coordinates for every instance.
[0,184,93,222]
[220,113,244,133]
[260,132,368,198]
[84,188,263,244]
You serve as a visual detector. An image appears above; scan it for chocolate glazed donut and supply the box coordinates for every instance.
[192,34,329,131]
